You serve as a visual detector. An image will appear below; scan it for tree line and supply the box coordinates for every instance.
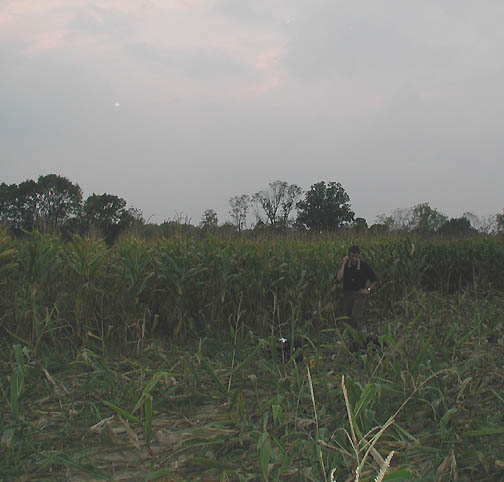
[227,180,354,232]
[0,174,141,243]
[1,174,503,241]
[227,180,504,236]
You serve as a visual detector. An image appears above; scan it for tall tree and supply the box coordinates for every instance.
[199,209,218,230]
[409,202,447,233]
[83,193,136,242]
[438,217,477,236]
[229,194,250,232]
[377,203,447,233]
[0,183,20,228]
[296,181,354,231]
[0,175,82,232]
[252,180,302,228]
[497,211,504,233]
[375,207,412,231]
[35,174,83,231]
[352,217,368,231]
[463,211,498,234]
[10,179,38,231]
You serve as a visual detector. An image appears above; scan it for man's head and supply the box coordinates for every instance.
[348,245,360,265]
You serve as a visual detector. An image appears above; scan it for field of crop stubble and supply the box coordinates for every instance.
[1,231,503,481]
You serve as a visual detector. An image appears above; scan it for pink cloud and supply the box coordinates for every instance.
[254,47,281,71]
[2,0,287,96]
[1,0,208,54]
[247,45,285,97]
[247,75,281,97]
[22,30,67,56]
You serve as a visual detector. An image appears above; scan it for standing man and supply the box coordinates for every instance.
[337,245,378,328]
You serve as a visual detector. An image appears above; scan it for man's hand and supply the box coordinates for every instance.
[360,288,370,295]
[337,256,349,282]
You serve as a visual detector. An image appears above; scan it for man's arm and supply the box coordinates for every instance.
[337,256,349,281]
[359,281,377,295]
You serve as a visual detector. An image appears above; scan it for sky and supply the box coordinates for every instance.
[1,0,503,226]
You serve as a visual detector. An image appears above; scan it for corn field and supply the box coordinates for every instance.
[1,230,503,348]
[1,230,504,481]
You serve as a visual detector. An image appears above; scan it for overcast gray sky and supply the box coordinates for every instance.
[2,0,503,225]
